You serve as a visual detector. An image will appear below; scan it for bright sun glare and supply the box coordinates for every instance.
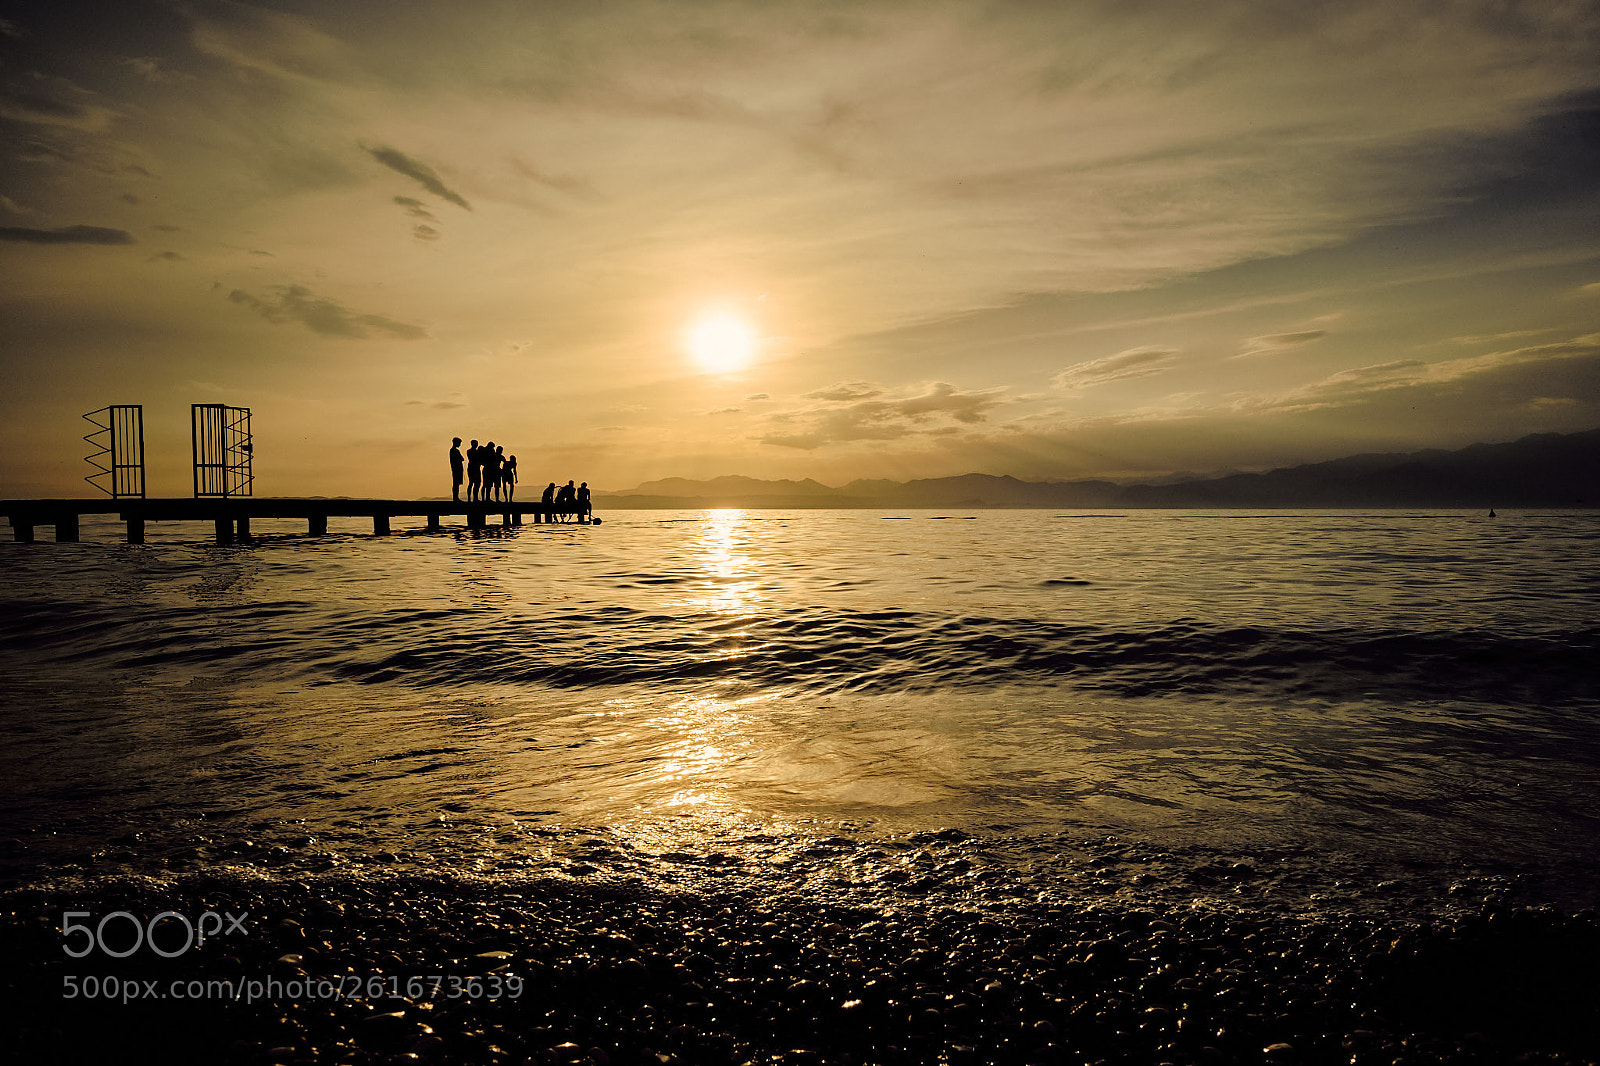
[685,312,756,373]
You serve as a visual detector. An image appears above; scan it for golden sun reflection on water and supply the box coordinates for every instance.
[657,716,733,807]
[629,691,762,814]
[500,682,970,831]
[685,509,764,616]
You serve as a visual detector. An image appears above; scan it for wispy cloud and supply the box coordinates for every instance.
[1270,335,1600,411]
[394,196,437,221]
[366,146,471,210]
[123,57,187,85]
[185,3,354,86]
[0,75,116,132]
[1447,328,1551,346]
[228,285,428,339]
[1234,330,1327,359]
[508,157,598,200]
[393,196,442,240]
[807,381,883,401]
[1053,347,1178,390]
[896,381,1000,423]
[0,224,133,245]
[764,381,1006,450]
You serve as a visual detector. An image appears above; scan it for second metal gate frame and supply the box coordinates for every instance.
[191,404,253,498]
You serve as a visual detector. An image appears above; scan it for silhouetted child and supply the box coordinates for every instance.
[503,454,517,501]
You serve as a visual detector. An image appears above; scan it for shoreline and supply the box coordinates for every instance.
[7,860,1598,1065]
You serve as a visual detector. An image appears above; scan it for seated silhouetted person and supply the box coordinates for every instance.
[577,481,591,519]
[555,480,576,521]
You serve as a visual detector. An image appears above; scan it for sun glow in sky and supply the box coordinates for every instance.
[0,1,1598,497]
[686,313,758,375]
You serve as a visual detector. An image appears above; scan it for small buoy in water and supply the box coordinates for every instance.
[593,517,603,525]
[1488,508,1497,517]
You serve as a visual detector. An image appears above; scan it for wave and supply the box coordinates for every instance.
[2,598,1595,705]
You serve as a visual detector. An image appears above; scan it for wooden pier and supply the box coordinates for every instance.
[0,498,596,543]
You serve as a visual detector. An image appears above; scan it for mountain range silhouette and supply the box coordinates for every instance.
[600,428,1600,509]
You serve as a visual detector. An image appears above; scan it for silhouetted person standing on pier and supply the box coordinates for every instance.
[503,455,518,501]
[483,441,499,503]
[449,438,464,502]
[577,481,591,519]
[467,440,482,502]
[541,482,556,516]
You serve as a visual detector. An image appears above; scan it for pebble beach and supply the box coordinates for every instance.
[6,821,1599,1065]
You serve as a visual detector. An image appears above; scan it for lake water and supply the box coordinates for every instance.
[2,509,1598,911]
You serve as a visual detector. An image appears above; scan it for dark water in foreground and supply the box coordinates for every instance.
[2,509,1597,911]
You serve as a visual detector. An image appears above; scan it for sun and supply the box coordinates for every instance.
[685,312,756,373]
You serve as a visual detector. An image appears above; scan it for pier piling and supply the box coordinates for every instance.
[55,514,80,542]
[127,517,144,544]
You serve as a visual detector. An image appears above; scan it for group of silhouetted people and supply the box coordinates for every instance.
[449,437,590,520]
[450,438,518,503]
[539,478,591,521]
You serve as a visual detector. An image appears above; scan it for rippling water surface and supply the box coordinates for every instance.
[3,509,1598,897]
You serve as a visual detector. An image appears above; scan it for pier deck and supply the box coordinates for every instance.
[0,498,594,543]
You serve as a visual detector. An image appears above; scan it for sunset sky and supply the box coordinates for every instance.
[2,0,1598,498]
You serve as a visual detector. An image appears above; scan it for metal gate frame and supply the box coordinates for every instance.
[191,404,254,497]
[83,405,146,498]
